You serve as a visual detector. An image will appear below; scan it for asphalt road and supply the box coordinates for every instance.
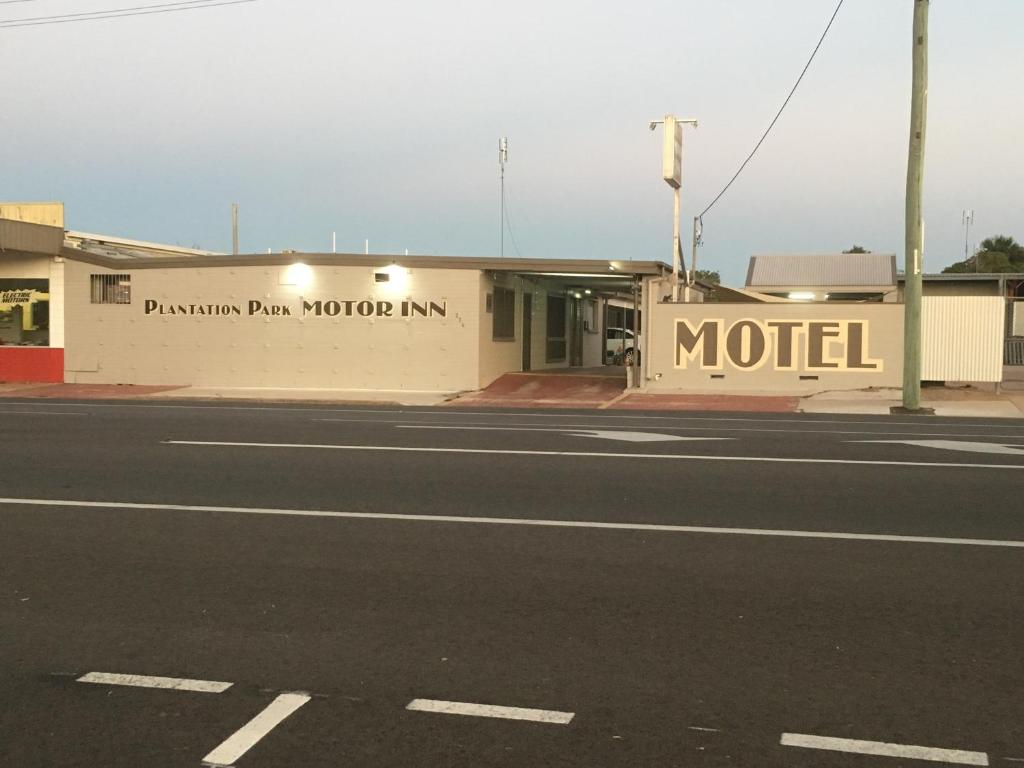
[1,399,1022,767]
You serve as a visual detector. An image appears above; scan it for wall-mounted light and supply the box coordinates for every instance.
[788,291,815,301]
[282,262,314,288]
[375,263,410,293]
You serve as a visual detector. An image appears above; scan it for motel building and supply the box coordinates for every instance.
[1,203,1019,396]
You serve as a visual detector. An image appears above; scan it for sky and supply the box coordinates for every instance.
[1,0,1022,285]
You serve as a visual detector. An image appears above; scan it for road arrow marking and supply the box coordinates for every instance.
[857,439,1024,456]
[396,425,730,443]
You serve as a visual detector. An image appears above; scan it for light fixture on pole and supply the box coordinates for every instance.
[649,115,697,300]
[498,137,509,258]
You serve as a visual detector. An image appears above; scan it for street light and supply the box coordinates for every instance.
[649,115,698,300]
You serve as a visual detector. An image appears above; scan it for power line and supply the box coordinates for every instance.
[698,0,845,220]
[2,0,221,23]
[501,182,525,258]
[0,0,256,28]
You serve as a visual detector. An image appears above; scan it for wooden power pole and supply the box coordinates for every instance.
[900,0,929,412]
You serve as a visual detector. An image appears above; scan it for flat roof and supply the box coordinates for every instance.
[62,247,673,276]
[897,272,1024,282]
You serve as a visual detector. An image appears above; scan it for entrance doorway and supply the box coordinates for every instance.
[569,296,584,367]
[522,293,532,371]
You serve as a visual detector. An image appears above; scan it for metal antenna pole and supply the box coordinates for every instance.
[962,209,974,270]
[231,203,239,255]
[901,0,929,412]
[498,137,508,258]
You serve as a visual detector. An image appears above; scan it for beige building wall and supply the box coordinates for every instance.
[645,303,904,394]
[0,253,52,280]
[478,272,522,387]
[0,202,64,228]
[48,260,65,348]
[64,260,483,391]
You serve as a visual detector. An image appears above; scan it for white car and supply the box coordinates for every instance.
[606,327,640,365]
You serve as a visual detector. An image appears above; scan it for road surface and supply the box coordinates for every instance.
[1,399,1022,767]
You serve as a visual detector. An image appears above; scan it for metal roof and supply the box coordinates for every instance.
[65,231,221,260]
[62,245,672,276]
[746,253,897,288]
[0,218,65,256]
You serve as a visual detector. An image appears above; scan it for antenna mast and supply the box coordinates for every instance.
[498,137,508,258]
[962,209,974,270]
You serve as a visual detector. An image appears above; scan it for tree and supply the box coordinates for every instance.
[843,245,870,253]
[942,235,1024,273]
[693,269,720,285]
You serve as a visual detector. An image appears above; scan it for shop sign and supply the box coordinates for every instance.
[675,318,884,372]
[143,299,447,318]
[1,290,33,304]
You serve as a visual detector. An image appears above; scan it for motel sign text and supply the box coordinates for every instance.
[675,318,884,372]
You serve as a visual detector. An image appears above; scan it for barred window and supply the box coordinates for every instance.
[492,287,515,341]
[90,274,131,304]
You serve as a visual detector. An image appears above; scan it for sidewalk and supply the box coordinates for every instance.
[0,382,455,407]
[2,380,1023,417]
[801,386,1024,418]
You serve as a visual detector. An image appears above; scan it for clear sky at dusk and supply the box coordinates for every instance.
[2,0,1021,284]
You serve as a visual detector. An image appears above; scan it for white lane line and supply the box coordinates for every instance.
[0,410,89,416]
[406,698,574,725]
[77,671,232,693]
[780,733,989,766]
[2,496,1023,549]
[164,440,1024,471]
[6,401,1023,429]
[202,692,310,766]
[317,417,1024,440]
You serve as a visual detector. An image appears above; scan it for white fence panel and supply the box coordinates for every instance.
[922,296,1003,382]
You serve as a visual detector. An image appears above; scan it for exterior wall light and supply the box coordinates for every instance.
[282,262,314,288]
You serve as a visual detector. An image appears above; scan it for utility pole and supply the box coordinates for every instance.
[498,137,508,258]
[231,203,239,255]
[962,209,974,270]
[900,0,929,413]
[691,216,702,282]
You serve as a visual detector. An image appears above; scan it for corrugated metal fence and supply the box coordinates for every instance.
[922,296,1005,382]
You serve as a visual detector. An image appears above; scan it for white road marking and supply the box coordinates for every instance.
[164,440,1024,471]
[202,692,310,766]
[2,496,1023,549]
[318,417,1024,440]
[0,410,88,416]
[780,733,989,766]
[406,698,574,724]
[396,425,728,442]
[688,726,722,732]
[76,671,232,693]
[6,400,1023,430]
[858,440,1024,456]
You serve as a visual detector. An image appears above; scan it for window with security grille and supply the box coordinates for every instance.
[492,287,515,340]
[90,274,131,304]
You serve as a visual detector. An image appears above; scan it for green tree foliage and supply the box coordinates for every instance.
[693,269,721,285]
[942,235,1024,273]
[843,245,870,253]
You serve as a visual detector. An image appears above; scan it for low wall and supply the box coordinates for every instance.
[645,303,904,394]
[0,347,64,383]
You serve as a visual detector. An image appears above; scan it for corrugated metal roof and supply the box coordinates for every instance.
[746,253,897,287]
